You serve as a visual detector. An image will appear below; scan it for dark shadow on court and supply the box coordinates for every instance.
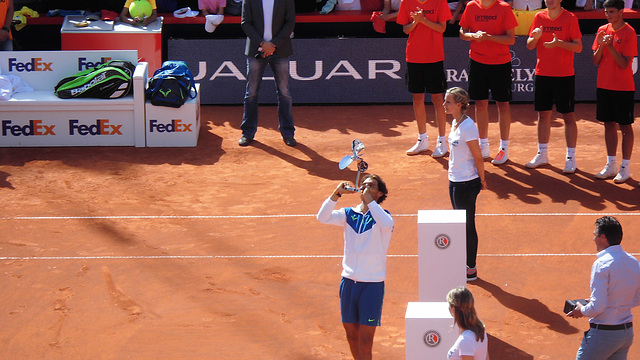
[250,140,346,181]
[0,125,224,168]
[211,104,417,138]
[488,334,534,360]
[0,171,14,189]
[485,162,638,212]
[472,278,580,335]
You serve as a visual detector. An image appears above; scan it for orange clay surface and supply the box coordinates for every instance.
[1,103,639,359]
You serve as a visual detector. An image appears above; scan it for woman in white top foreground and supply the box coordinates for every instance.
[443,87,486,281]
[447,287,489,360]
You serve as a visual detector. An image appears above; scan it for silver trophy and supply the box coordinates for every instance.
[338,139,369,192]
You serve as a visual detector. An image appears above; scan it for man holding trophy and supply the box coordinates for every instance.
[317,172,394,360]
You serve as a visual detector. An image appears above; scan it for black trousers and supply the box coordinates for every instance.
[449,177,482,268]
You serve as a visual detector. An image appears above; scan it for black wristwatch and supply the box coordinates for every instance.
[1,27,9,33]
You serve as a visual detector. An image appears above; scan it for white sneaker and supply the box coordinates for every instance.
[432,141,448,158]
[491,148,509,165]
[480,143,490,159]
[563,157,577,174]
[595,163,618,179]
[525,152,548,169]
[614,165,630,184]
[406,139,429,155]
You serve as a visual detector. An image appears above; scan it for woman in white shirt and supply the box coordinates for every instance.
[447,287,489,360]
[443,87,486,281]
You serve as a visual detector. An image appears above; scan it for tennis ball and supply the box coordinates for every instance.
[129,0,152,18]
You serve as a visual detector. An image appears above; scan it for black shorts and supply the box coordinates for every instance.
[405,61,447,94]
[468,59,512,102]
[596,88,635,126]
[534,75,575,114]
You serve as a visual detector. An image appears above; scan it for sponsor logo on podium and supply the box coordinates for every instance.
[424,330,441,347]
[434,234,451,250]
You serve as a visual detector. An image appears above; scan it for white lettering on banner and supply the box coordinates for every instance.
[209,61,246,81]
[326,60,363,80]
[513,83,535,92]
[368,60,401,80]
[194,61,207,81]
[290,61,322,81]
[512,68,535,82]
[446,69,468,83]
[510,51,534,94]
[194,59,402,82]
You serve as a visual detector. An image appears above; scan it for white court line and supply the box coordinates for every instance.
[2,253,639,261]
[1,213,637,260]
[1,212,639,220]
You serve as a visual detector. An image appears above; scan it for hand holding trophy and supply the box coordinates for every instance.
[338,140,369,192]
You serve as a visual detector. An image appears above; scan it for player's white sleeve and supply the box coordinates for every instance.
[316,198,346,226]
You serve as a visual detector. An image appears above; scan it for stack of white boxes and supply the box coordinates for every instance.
[405,210,467,359]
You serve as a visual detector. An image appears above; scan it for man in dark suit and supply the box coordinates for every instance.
[239,0,297,147]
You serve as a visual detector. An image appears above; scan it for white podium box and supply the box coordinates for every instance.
[145,84,201,147]
[418,210,467,302]
[405,302,459,360]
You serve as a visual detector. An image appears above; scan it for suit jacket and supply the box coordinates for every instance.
[241,0,296,58]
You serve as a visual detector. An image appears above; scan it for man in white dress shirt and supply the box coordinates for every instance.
[568,216,640,360]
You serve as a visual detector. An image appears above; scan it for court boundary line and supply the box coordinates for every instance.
[1,212,639,220]
[3,253,639,261]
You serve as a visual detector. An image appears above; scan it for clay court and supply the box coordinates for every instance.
[1,102,639,359]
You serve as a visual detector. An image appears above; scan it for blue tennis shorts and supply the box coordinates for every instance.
[340,277,385,326]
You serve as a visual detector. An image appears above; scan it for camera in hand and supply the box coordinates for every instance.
[564,299,588,314]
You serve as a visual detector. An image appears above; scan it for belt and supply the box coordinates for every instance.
[590,322,633,331]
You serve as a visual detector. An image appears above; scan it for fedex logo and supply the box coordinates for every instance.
[2,120,56,136]
[149,119,192,133]
[69,119,122,136]
[78,57,112,71]
[8,58,53,72]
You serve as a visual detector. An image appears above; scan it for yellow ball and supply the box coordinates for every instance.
[129,0,152,18]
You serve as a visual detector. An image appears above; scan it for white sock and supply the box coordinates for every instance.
[538,143,549,154]
[480,138,489,146]
[438,135,446,144]
[607,156,617,164]
[621,159,631,168]
[566,147,576,159]
[419,133,428,141]
[500,140,509,152]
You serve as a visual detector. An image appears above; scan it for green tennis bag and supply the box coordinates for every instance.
[54,60,136,99]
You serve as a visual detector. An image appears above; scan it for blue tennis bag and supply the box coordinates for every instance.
[146,61,197,108]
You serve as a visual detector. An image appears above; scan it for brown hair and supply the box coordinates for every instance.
[447,287,486,342]
[445,87,470,112]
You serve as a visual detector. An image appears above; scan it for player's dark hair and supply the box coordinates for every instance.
[363,174,388,204]
[595,216,623,246]
[447,287,486,342]
[603,0,624,10]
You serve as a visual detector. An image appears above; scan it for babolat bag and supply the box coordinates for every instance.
[54,60,136,99]
[146,61,197,108]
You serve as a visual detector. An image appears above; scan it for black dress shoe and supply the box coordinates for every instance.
[283,137,297,147]
[238,136,253,146]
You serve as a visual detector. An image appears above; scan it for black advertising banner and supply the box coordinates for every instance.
[169,35,639,104]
